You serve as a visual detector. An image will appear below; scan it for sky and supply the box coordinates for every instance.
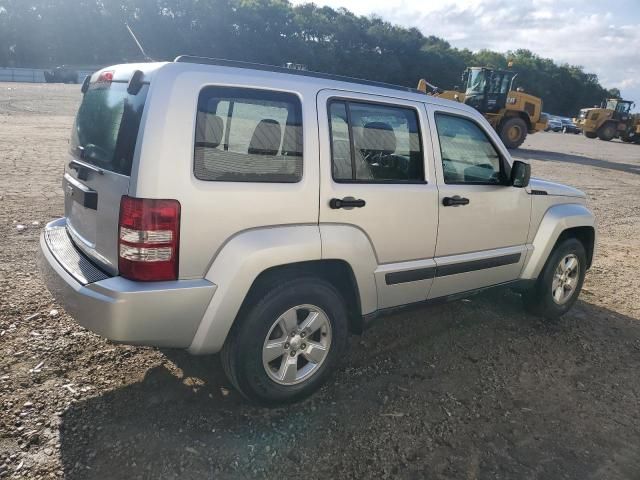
[290,0,640,105]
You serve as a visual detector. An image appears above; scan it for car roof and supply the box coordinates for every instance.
[95,56,480,115]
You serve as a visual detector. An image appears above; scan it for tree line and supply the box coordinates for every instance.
[0,0,619,116]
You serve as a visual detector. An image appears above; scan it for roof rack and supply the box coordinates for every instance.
[174,55,420,94]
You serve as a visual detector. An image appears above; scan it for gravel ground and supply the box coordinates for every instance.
[1,82,640,480]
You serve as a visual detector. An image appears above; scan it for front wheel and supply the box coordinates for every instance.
[597,123,616,141]
[523,238,586,319]
[221,277,349,405]
[584,131,597,139]
[499,117,528,149]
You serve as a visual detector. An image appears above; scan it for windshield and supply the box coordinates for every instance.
[490,72,512,94]
[70,82,148,176]
[466,69,513,95]
[605,99,631,114]
[466,69,487,95]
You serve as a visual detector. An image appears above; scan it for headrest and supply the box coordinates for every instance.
[195,112,224,148]
[248,119,282,155]
[361,122,396,155]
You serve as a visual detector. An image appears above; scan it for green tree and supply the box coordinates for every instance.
[0,0,614,115]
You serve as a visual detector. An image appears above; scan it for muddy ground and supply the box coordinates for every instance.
[1,82,639,479]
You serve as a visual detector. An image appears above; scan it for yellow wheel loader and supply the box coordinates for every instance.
[418,67,547,149]
[574,99,639,142]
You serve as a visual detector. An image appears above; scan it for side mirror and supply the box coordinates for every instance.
[510,160,530,188]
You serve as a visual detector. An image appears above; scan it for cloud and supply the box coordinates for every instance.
[291,0,640,104]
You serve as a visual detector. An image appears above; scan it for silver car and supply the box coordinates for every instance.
[39,57,596,404]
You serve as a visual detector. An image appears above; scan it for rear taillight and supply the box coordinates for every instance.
[97,70,114,83]
[118,196,180,281]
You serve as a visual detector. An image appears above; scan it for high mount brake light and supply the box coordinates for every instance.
[118,196,180,281]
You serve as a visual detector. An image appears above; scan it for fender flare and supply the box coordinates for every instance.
[188,225,322,354]
[520,203,596,280]
[187,224,380,355]
[319,224,378,315]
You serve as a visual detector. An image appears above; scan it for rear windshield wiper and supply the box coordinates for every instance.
[68,158,104,177]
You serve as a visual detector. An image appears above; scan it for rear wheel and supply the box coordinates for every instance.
[523,238,586,319]
[597,122,616,141]
[221,277,349,405]
[584,131,597,139]
[499,117,528,149]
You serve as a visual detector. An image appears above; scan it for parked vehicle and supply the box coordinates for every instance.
[418,67,548,149]
[575,98,639,142]
[546,117,562,132]
[38,57,596,404]
[560,118,581,134]
[44,65,79,84]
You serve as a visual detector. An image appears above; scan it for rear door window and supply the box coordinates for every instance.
[70,82,148,176]
[328,99,424,183]
[194,87,303,182]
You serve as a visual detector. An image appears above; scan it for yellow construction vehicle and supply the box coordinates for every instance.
[574,99,639,142]
[418,67,547,149]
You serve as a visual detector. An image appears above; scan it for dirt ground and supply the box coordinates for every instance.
[1,82,639,480]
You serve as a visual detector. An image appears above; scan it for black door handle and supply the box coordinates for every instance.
[442,195,470,207]
[329,197,366,209]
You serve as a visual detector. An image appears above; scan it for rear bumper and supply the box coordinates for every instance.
[38,218,216,348]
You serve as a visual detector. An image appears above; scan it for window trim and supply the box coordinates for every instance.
[433,111,512,186]
[193,85,304,184]
[327,97,427,185]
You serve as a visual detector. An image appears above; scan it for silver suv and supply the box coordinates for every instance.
[39,57,596,404]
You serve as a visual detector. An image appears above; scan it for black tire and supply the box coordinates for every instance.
[597,122,616,141]
[499,117,528,149]
[621,131,635,143]
[221,276,349,405]
[523,237,586,319]
[584,131,597,139]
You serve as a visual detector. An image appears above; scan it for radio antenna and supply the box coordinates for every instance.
[125,23,154,62]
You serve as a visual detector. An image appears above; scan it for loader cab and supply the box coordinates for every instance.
[604,99,634,121]
[463,67,517,114]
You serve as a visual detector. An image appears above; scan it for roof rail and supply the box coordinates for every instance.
[174,55,420,94]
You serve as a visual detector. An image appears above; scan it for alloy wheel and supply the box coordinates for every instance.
[262,304,332,385]
[551,254,580,305]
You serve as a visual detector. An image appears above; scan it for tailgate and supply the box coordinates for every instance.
[64,71,149,274]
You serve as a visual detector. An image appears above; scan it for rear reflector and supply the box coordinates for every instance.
[118,196,180,281]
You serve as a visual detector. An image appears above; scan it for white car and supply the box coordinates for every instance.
[39,57,596,404]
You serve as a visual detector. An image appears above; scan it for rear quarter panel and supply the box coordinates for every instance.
[130,64,321,279]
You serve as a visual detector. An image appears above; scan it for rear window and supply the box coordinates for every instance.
[70,82,148,176]
[194,87,303,182]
